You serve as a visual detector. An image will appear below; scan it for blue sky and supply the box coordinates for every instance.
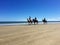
[0,0,60,21]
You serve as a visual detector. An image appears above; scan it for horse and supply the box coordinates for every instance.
[27,18,32,25]
[42,18,47,24]
[32,19,38,25]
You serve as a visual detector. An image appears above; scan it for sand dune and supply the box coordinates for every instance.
[0,24,60,45]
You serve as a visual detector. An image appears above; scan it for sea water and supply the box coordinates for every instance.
[0,21,60,26]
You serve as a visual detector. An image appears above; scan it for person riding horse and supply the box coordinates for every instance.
[27,16,32,25]
[33,17,38,24]
[42,18,47,24]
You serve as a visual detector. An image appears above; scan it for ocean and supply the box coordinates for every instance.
[0,21,60,26]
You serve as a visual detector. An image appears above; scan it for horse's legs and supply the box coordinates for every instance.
[42,21,44,24]
[37,21,38,24]
[33,21,35,25]
[43,22,47,24]
[31,21,32,25]
[37,22,38,24]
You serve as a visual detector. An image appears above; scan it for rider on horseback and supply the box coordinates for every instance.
[42,18,47,24]
[27,16,32,25]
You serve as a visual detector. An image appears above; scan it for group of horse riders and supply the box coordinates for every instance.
[27,16,38,25]
[27,16,47,25]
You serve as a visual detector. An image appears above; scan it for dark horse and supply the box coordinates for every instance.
[27,18,32,25]
[32,18,38,24]
[42,18,47,24]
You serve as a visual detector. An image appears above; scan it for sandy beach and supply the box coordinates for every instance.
[0,24,60,45]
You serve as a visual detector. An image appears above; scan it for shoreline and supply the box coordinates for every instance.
[0,23,60,26]
[0,21,60,26]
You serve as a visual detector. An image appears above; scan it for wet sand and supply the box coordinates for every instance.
[0,24,60,45]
